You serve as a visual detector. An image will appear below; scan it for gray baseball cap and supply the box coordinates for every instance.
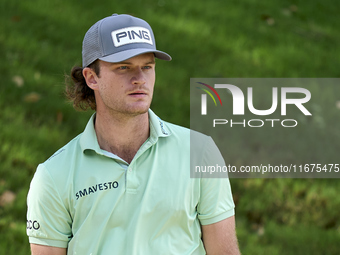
[82,14,172,67]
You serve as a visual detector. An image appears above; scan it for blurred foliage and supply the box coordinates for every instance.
[0,0,339,254]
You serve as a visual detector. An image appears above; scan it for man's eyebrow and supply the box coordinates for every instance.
[145,60,156,64]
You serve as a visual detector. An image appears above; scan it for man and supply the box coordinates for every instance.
[27,14,240,254]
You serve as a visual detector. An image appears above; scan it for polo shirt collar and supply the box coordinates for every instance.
[79,113,101,154]
[148,109,171,140]
[79,109,171,153]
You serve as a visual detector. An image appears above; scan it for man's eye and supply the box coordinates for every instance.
[118,66,128,70]
[143,66,152,69]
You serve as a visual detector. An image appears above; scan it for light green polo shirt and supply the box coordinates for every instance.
[27,109,235,254]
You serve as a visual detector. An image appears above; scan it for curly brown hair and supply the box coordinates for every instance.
[65,60,100,111]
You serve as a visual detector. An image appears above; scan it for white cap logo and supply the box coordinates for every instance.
[111,26,153,47]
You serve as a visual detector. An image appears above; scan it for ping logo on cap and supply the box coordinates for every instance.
[111,26,153,47]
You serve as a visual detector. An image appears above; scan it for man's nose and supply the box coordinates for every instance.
[131,68,146,85]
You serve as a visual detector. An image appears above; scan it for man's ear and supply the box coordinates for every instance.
[83,67,99,91]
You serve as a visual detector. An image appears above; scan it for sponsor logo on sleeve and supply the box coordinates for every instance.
[27,220,40,230]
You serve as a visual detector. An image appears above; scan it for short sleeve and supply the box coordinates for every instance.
[27,164,72,248]
[197,137,235,225]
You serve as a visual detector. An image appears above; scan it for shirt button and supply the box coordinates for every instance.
[129,168,132,172]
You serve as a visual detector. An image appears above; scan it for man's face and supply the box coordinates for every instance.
[93,53,156,117]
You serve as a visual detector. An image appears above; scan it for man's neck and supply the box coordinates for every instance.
[94,111,150,164]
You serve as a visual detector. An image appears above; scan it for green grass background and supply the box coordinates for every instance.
[0,0,339,254]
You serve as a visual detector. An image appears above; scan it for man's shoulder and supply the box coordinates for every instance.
[149,109,210,141]
[163,120,209,138]
[42,133,83,169]
[163,120,189,135]
[29,133,84,194]
[162,119,212,149]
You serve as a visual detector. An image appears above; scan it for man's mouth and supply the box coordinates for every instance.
[128,91,148,97]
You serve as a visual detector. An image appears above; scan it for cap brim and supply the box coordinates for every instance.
[99,48,171,63]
